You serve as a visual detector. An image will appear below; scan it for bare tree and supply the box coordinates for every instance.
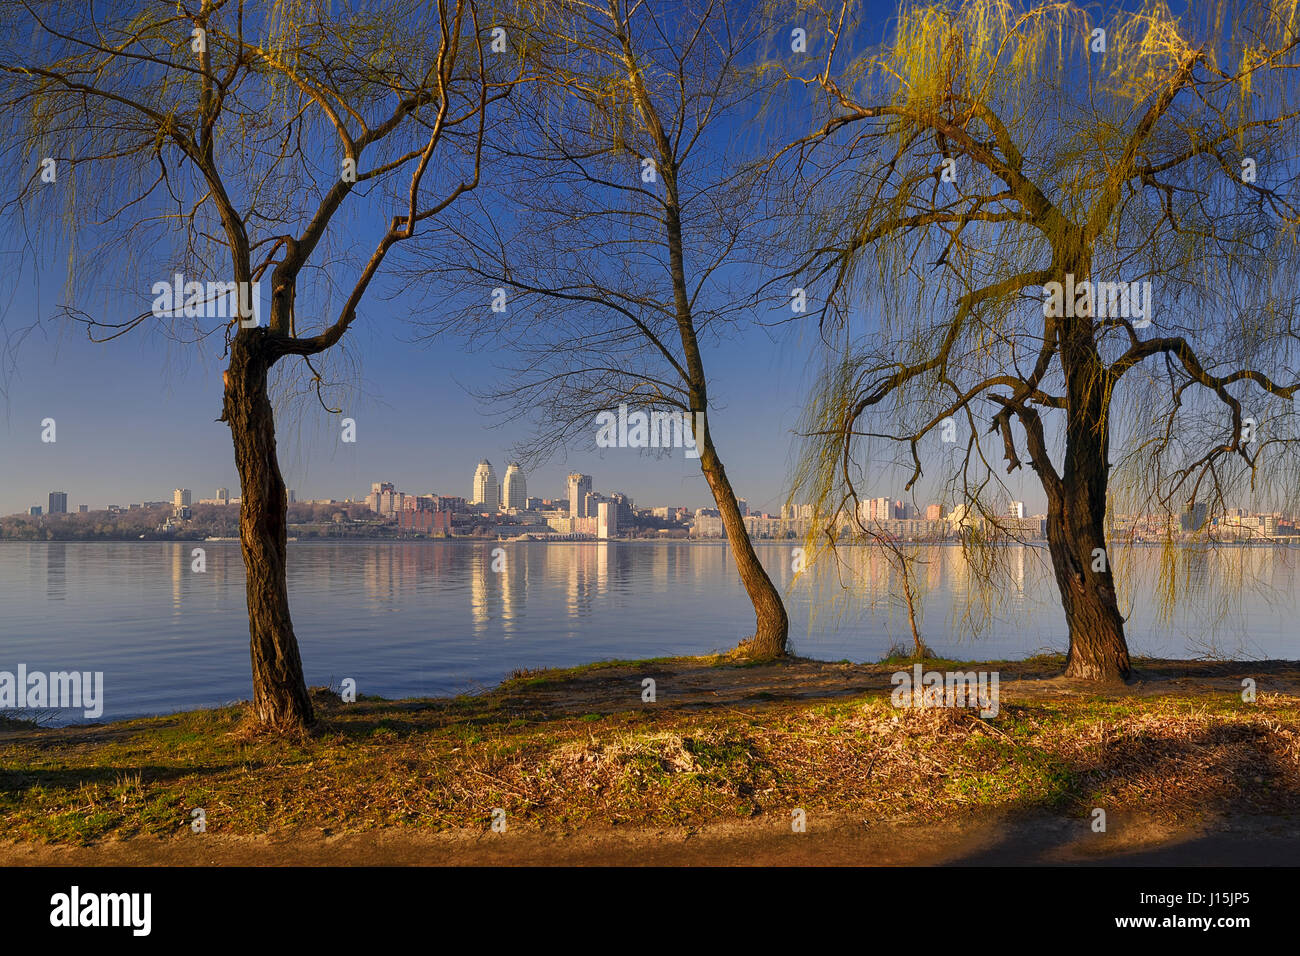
[868,525,931,660]
[0,0,508,728]
[413,0,792,657]
[784,0,1300,680]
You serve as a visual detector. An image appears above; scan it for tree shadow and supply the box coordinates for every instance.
[940,719,1300,865]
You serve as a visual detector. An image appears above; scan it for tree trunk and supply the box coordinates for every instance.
[698,427,789,659]
[1044,497,1131,680]
[223,329,314,729]
[651,149,789,660]
[899,557,924,658]
[1050,275,1133,681]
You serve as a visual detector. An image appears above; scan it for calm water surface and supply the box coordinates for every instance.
[2,540,1297,723]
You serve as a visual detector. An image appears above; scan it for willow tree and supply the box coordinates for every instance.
[785,0,1300,679]
[0,0,505,728]
[413,0,791,657]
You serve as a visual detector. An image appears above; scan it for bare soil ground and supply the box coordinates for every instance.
[6,812,1300,866]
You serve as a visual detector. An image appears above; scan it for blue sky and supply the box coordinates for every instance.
[0,0,1197,518]
[0,0,940,517]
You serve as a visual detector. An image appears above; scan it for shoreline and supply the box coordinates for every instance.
[10,652,1300,730]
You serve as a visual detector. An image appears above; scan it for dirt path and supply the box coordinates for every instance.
[4,812,1299,866]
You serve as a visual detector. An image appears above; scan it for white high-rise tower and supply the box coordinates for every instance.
[502,462,527,511]
[472,460,499,512]
[567,472,593,517]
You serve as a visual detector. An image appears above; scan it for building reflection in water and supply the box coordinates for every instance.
[171,542,183,612]
[47,542,66,601]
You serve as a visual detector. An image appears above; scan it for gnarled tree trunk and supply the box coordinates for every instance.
[1052,283,1132,681]
[223,328,314,728]
[698,425,789,659]
[1044,492,1131,680]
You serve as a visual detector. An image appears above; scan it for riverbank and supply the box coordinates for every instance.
[3,654,1298,864]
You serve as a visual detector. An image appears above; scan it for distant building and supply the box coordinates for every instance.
[567,473,592,517]
[525,496,544,511]
[432,494,467,513]
[926,503,942,521]
[78,504,88,514]
[856,496,898,524]
[781,503,814,522]
[546,515,576,534]
[397,509,452,535]
[472,460,500,512]
[367,482,396,514]
[502,462,527,511]
[610,492,635,527]
[597,500,617,539]
[48,491,67,514]
[29,505,41,516]
[854,497,894,523]
[948,503,976,529]
[173,488,192,510]
[1008,501,1025,519]
[1180,501,1208,533]
[199,488,239,506]
[736,497,749,517]
[691,514,725,537]
[744,514,790,538]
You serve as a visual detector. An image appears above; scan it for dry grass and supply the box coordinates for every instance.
[1,658,1297,844]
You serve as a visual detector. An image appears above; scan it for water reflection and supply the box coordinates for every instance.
[46,542,65,601]
[4,539,1297,724]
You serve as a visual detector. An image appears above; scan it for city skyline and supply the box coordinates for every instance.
[12,466,1299,535]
